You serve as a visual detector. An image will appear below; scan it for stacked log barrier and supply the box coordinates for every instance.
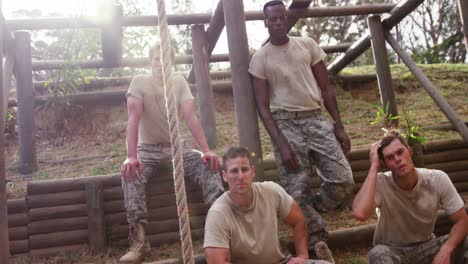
[8,198,28,256]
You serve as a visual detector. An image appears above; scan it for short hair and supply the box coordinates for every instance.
[222,146,253,170]
[149,42,175,64]
[377,129,410,160]
[263,0,285,18]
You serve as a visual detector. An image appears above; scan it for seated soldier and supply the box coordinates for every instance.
[353,130,467,263]
[203,146,335,264]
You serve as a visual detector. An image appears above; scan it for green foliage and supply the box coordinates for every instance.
[370,102,425,145]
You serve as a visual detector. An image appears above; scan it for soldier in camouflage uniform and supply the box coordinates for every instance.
[119,43,224,264]
[249,0,354,255]
[353,130,467,263]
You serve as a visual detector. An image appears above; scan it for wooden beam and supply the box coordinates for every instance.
[85,182,107,253]
[0,7,10,263]
[101,4,123,67]
[14,31,37,174]
[191,25,217,149]
[458,0,468,52]
[368,15,398,127]
[384,31,468,143]
[6,4,396,30]
[328,0,424,74]
[188,1,225,83]
[223,0,265,181]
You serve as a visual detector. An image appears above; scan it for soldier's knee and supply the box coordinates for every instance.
[368,245,394,263]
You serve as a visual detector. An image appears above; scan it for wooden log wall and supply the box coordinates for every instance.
[5,138,468,257]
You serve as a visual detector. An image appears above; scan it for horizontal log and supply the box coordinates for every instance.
[104,191,204,214]
[9,240,29,255]
[9,226,28,241]
[27,191,85,208]
[423,148,468,164]
[29,204,87,222]
[8,213,28,228]
[427,160,468,173]
[454,182,468,193]
[28,217,88,235]
[104,181,200,202]
[105,203,208,226]
[7,198,27,214]
[29,229,88,250]
[27,174,121,195]
[109,216,206,240]
[423,138,467,153]
[350,159,371,172]
[29,244,86,258]
[424,122,468,132]
[7,4,395,29]
[337,74,377,84]
[447,171,468,183]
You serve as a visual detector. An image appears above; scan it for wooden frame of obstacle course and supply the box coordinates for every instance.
[3,138,468,259]
[0,0,468,261]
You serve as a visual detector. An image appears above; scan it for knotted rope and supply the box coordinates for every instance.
[155,0,194,263]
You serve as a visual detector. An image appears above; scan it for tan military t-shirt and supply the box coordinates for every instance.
[126,75,193,144]
[248,36,327,112]
[203,181,293,264]
[373,168,464,246]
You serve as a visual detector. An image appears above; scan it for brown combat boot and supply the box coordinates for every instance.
[314,241,335,264]
[119,223,151,264]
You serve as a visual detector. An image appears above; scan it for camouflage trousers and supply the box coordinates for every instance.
[280,255,332,264]
[368,235,466,264]
[273,111,355,248]
[122,142,225,224]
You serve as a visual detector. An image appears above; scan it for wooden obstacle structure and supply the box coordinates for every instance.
[5,138,468,258]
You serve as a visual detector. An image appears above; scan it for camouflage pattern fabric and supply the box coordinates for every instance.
[122,142,225,224]
[272,111,354,246]
[280,255,332,264]
[368,235,465,264]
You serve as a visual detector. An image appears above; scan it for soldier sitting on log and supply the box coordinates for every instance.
[353,129,467,264]
[204,146,335,264]
[119,43,225,264]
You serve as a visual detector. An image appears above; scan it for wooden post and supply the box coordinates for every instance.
[223,0,264,181]
[0,7,10,263]
[191,25,217,149]
[188,1,225,83]
[85,182,107,253]
[458,0,468,52]
[384,31,468,144]
[14,31,37,174]
[328,0,424,74]
[101,4,123,67]
[368,15,398,126]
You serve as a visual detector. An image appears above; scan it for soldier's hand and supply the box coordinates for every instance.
[287,257,308,264]
[334,124,351,155]
[369,141,381,170]
[279,145,300,172]
[121,157,143,182]
[201,151,220,172]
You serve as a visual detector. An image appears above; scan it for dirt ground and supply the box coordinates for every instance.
[6,64,468,263]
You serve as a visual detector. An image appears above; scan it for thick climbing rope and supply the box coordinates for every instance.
[155,0,194,263]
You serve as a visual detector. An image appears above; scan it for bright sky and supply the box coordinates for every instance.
[3,0,268,55]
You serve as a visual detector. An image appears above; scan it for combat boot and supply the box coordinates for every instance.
[314,241,335,264]
[119,223,151,264]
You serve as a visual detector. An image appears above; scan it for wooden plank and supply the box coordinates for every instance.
[7,213,28,228]
[7,199,26,214]
[368,15,398,127]
[423,148,468,164]
[9,240,28,255]
[423,138,467,153]
[28,217,88,235]
[223,0,265,181]
[29,230,88,250]
[8,226,27,241]
[85,182,107,253]
[29,204,87,222]
[328,0,424,74]
[27,174,121,195]
[385,31,468,143]
[101,4,123,67]
[27,191,85,208]
[14,31,36,174]
[191,24,217,148]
